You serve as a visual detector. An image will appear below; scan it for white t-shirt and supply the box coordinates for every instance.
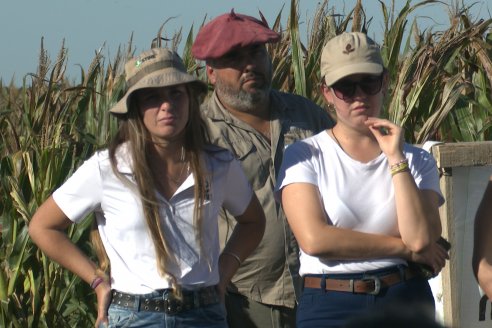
[53,143,253,294]
[275,131,444,276]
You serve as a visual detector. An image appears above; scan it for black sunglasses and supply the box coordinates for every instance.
[331,74,384,101]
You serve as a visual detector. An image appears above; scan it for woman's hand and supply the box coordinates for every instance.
[365,117,405,163]
[94,281,111,328]
[409,241,450,275]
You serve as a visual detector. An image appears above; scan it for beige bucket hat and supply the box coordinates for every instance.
[110,48,207,114]
[320,32,384,86]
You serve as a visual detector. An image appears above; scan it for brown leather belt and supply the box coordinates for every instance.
[111,285,220,314]
[303,267,418,295]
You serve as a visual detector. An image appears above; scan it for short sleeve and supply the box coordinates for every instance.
[407,145,445,206]
[274,141,318,202]
[52,153,103,222]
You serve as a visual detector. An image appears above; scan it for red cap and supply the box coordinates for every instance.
[192,9,280,60]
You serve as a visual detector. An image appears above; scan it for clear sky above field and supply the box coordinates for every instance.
[0,0,488,85]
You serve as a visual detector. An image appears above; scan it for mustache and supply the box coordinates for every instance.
[241,72,266,84]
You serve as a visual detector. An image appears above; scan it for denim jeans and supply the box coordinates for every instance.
[104,290,228,328]
[296,266,435,328]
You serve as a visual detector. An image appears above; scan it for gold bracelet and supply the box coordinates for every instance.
[391,163,410,176]
[390,158,409,177]
[222,251,242,266]
[391,167,410,177]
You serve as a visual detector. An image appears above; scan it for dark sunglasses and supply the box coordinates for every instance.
[331,74,384,101]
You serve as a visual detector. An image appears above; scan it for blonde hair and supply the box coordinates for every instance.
[90,220,109,273]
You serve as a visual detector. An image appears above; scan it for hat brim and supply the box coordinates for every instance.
[110,68,207,114]
[324,63,383,86]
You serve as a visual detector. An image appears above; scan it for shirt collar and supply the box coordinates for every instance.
[114,142,133,174]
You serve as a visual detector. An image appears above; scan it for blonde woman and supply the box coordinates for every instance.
[275,33,448,327]
[29,48,265,328]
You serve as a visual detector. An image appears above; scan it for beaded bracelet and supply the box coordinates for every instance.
[222,251,242,266]
[390,159,410,177]
[90,276,105,289]
[389,158,408,167]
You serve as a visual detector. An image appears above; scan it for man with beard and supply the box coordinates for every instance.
[192,10,335,328]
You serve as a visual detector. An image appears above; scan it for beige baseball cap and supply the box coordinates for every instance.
[110,48,207,114]
[320,32,384,86]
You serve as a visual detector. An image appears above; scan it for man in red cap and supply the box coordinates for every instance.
[192,10,335,328]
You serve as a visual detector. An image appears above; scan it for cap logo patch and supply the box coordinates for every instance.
[135,54,156,68]
[343,43,355,54]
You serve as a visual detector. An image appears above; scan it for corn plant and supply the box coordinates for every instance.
[0,38,126,327]
[384,1,492,143]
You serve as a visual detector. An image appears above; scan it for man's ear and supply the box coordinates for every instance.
[206,65,216,85]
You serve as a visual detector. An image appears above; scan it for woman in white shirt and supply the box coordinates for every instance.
[29,48,265,328]
[275,33,448,328]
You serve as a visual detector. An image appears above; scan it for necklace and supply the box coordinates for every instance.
[331,128,344,151]
[167,161,189,185]
[165,147,189,186]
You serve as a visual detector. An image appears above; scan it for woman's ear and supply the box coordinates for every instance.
[320,83,335,106]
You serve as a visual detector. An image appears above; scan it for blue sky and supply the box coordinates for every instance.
[1,0,488,86]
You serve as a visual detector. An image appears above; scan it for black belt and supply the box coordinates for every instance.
[303,267,418,295]
[111,285,220,314]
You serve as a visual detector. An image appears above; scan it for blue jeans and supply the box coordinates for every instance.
[297,266,435,328]
[105,290,228,328]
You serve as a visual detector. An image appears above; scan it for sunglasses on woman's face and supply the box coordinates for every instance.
[331,74,384,101]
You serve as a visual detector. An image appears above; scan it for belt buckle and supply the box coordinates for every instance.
[361,274,381,295]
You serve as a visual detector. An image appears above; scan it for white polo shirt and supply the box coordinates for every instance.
[53,143,253,294]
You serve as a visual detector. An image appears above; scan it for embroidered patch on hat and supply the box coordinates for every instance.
[343,43,355,54]
[135,54,156,68]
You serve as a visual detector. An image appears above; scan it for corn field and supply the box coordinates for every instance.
[1,0,491,326]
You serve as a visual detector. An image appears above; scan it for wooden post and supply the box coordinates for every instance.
[431,141,492,328]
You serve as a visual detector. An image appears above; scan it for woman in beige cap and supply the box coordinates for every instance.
[29,48,265,328]
[275,32,448,327]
